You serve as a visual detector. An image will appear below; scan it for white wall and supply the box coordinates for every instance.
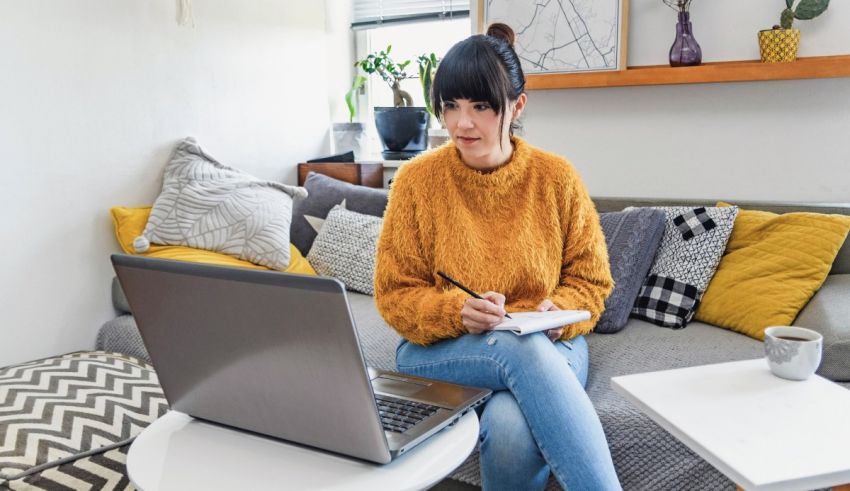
[485,0,850,202]
[0,1,332,366]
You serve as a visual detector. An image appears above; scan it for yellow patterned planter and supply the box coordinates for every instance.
[758,28,801,63]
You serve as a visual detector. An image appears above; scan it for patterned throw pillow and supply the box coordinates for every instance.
[291,172,389,256]
[135,138,306,271]
[0,352,167,483]
[307,206,383,295]
[631,206,738,329]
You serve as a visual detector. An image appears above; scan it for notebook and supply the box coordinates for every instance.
[493,310,591,335]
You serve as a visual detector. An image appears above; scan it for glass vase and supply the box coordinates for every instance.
[669,11,702,67]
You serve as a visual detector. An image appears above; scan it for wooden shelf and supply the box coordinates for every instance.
[526,54,850,90]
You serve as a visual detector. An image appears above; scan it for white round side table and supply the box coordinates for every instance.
[128,410,479,491]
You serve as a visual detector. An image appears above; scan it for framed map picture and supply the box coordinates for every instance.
[479,0,630,74]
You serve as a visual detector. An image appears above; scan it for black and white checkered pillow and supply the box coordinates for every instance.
[633,275,700,328]
[631,205,738,329]
[673,207,716,240]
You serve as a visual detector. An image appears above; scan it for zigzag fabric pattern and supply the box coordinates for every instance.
[8,444,133,490]
[0,351,167,483]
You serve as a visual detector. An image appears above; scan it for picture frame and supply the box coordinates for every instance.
[476,0,630,75]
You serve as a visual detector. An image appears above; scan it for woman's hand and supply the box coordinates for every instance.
[537,299,564,342]
[461,292,507,334]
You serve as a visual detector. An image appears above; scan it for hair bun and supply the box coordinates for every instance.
[486,22,516,48]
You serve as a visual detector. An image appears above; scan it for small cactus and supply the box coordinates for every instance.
[779,0,830,29]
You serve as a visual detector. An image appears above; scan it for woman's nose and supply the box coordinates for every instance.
[458,110,474,128]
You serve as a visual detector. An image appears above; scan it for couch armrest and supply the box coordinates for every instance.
[794,274,850,382]
[95,315,150,363]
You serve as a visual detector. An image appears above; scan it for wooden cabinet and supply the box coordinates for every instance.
[297,162,384,188]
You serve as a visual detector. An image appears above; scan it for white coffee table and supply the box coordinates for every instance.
[127,410,478,491]
[612,358,850,491]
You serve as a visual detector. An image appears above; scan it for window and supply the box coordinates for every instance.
[350,1,472,156]
[357,19,471,110]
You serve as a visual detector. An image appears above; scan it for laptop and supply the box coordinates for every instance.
[111,254,491,464]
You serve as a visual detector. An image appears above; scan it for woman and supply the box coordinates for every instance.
[374,23,621,491]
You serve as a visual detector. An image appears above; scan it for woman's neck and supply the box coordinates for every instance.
[461,137,514,172]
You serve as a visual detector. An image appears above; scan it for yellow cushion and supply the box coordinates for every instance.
[110,206,316,275]
[695,202,850,339]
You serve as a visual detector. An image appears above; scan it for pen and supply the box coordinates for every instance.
[437,271,512,319]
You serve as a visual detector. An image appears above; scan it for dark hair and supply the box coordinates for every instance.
[432,23,526,140]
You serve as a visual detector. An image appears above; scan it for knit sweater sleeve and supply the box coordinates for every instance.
[373,170,468,346]
[549,168,614,339]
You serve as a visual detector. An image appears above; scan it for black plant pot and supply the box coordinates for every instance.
[374,107,430,159]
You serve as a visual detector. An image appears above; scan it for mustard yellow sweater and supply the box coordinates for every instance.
[374,137,613,346]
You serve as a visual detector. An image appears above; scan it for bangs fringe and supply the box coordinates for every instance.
[432,37,510,120]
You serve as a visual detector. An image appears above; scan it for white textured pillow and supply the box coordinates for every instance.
[307,206,383,295]
[135,138,306,271]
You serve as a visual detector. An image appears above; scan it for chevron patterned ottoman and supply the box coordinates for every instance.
[0,351,168,490]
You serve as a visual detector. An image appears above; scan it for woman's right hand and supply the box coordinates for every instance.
[461,292,507,334]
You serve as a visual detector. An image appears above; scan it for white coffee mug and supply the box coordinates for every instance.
[763,326,823,381]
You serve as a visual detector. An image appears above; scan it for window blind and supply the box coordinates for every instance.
[351,0,469,29]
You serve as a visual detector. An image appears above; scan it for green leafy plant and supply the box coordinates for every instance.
[416,53,439,116]
[355,45,414,107]
[344,75,367,123]
[355,46,441,111]
[779,0,829,29]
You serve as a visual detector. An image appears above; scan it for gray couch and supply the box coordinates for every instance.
[97,197,850,491]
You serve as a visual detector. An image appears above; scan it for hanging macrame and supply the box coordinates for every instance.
[178,0,195,27]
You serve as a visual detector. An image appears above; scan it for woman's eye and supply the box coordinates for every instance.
[443,102,457,110]
[474,103,491,111]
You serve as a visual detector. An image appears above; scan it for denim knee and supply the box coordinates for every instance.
[479,391,548,491]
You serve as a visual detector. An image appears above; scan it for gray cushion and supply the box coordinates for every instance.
[596,208,666,333]
[290,172,388,256]
[307,207,383,295]
[136,137,306,271]
[347,292,401,371]
[794,274,850,381]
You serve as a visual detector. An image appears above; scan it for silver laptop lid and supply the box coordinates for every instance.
[112,254,392,464]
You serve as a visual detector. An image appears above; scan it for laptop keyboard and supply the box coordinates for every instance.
[375,394,440,433]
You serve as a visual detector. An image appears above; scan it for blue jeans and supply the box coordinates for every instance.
[396,331,621,491]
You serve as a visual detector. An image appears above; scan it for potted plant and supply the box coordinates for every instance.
[332,75,367,158]
[417,53,449,149]
[759,0,830,63]
[355,45,430,159]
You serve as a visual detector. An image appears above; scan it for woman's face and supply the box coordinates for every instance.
[442,95,526,170]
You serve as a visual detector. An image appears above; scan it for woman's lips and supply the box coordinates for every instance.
[456,136,479,145]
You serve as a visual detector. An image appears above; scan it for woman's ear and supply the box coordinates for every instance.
[512,93,528,121]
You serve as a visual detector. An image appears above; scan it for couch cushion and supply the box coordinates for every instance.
[631,206,738,329]
[307,207,382,295]
[596,208,666,333]
[347,292,401,370]
[136,137,306,271]
[0,351,167,483]
[696,204,850,340]
[794,274,850,381]
[291,173,389,256]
